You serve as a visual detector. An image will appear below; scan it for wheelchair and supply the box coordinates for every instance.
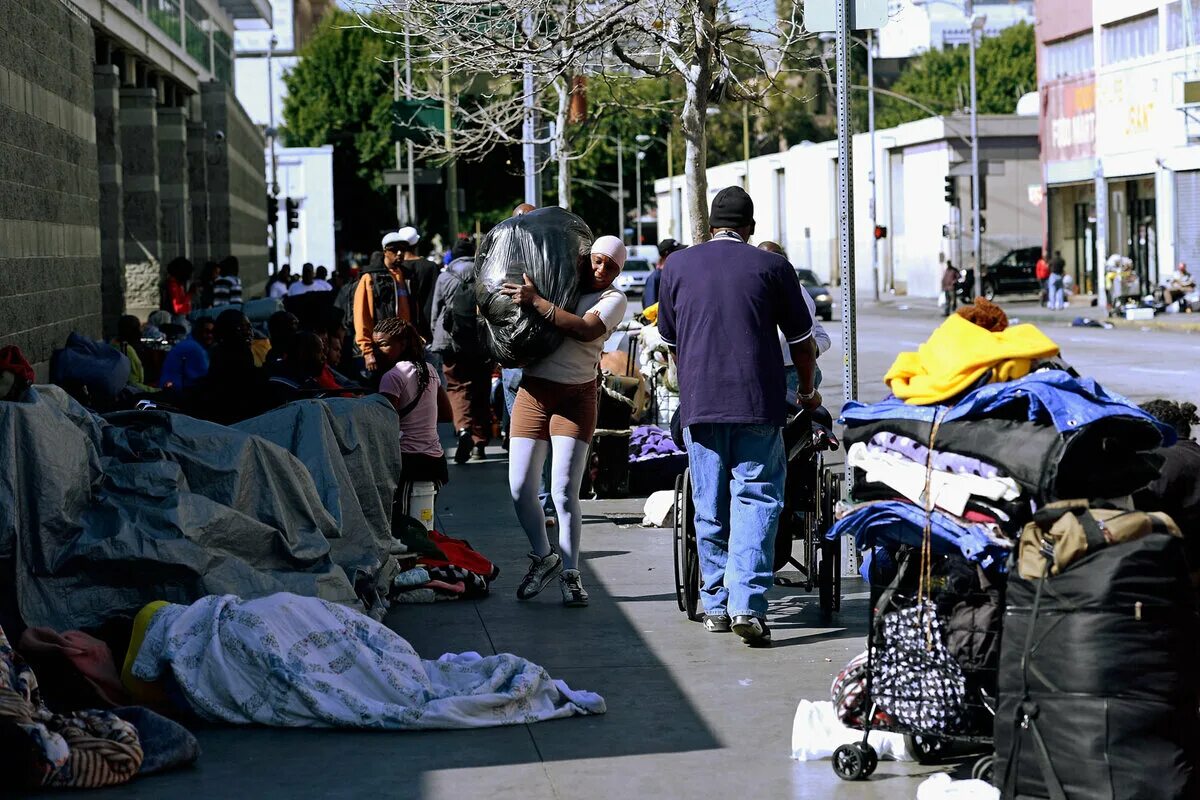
[672,407,844,621]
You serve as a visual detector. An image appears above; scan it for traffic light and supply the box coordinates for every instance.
[873,225,888,240]
[267,194,278,220]
[944,176,958,205]
[285,198,299,231]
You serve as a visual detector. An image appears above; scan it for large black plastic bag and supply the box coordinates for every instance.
[475,206,593,366]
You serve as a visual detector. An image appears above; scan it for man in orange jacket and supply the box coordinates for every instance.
[354,231,412,379]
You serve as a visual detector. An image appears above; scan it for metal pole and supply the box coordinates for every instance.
[443,55,459,241]
[835,0,858,404]
[404,19,415,223]
[521,15,537,205]
[522,62,537,205]
[868,28,880,302]
[393,59,404,225]
[742,101,751,190]
[1095,164,1109,310]
[616,139,625,241]
[636,151,643,246]
[667,128,674,238]
[968,9,982,276]
[267,35,279,273]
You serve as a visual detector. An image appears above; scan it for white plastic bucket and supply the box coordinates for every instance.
[408,481,437,530]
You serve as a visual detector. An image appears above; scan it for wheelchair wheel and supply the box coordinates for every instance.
[673,470,702,620]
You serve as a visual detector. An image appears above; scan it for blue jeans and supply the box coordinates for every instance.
[683,423,786,618]
[1047,274,1065,310]
[502,368,553,514]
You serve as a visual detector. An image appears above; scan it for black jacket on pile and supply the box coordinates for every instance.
[995,534,1200,800]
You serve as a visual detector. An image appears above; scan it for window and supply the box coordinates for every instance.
[1101,13,1159,66]
[1042,33,1094,82]
[1167,1,1200,50]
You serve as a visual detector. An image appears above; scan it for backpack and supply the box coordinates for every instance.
[1016,500,1181,580]
[444,268,480,354]
[996,515,1199,800]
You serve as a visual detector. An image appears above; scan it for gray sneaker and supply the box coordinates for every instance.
[731,615,772,647]
[559,569,589,607]
[517,552,562,600]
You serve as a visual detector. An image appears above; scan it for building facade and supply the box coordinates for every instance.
[0,0,271,376]
[234,0,336,269]
[1038,0,1200,296]
[880,0,1035,59]
[654,115,1041,298]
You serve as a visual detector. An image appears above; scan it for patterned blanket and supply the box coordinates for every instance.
[132,593,606,729]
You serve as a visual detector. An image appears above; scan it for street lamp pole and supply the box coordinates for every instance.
[868,28,880,302]
[267,34,279,272]
[742,101,751,190]
[968,4,983,276]
[616,139,625,240]
[635,150,645,246]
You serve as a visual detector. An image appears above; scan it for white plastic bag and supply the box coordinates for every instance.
[642,490,676,528]
[790,700,912,762]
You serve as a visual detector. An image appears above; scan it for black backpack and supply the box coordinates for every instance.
[444,268,480,354]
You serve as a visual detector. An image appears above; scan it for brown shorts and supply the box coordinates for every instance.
[510,375,599,442]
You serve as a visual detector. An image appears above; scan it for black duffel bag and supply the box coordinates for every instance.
[995,530,1200,800]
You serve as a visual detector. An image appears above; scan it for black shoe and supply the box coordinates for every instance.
[470,443,487,461]
[731,615,772,647]
[454,428,472,464]
[703,614,731,633]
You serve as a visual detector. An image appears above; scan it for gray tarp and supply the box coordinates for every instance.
[0,387,400,630]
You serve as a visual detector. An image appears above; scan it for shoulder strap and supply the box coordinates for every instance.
[1075,510,1107,551]
[393,364,430,420]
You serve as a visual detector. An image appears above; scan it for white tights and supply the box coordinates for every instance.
[508,436,590,570]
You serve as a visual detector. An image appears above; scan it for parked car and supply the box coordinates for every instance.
[614,258,653,295]
[965,247,1043,300]
[796,268,834,320]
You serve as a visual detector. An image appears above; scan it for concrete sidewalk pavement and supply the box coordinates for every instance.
[75,437,959,800]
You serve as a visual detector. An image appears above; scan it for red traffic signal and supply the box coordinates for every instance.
[873,225,888,240]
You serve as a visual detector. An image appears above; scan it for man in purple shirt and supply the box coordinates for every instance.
[658,186,821,646]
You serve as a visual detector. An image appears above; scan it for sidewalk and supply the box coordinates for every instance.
[872,295,1200,332]
[78,438,951,800]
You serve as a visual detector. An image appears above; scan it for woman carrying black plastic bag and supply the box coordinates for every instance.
[500,236,629,607]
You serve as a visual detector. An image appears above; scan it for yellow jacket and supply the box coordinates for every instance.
[885,314,1060,405]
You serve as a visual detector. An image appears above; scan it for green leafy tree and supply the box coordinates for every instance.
[282,10,399,251]
[876,22,1035,129]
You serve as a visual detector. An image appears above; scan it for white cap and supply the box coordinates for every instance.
[591,235,627,269]
[381,231,403,248]
[396,226,420,246]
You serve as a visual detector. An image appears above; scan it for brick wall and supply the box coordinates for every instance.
[0,0,101,379]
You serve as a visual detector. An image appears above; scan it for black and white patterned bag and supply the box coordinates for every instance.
[873,601,967,733]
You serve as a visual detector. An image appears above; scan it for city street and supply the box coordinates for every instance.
[66,302,1197,800]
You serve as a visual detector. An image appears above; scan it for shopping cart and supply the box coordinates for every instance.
[672,407,844,620]
[830,543,1001,782]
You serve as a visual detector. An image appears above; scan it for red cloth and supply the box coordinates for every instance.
[166,277,191,315]
[316,366,342,390]
[420,532,498,579]
[0,345,35,385]
[1035,258,1050,281]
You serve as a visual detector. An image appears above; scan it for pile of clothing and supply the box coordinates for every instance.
[390,528,501,604]
[827,299,1174,735]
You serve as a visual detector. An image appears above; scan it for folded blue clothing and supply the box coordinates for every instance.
[826,501,1012,573]
[841,370,1175,443]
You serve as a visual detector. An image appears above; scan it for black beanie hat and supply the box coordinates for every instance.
[709,186,755,229]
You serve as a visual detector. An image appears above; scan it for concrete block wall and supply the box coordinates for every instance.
[119,87,161,316]
[94,64,124,337]
[187,119,210,265]
[201,81,267,293]
[157,106,190,264]
[0,0,102,379]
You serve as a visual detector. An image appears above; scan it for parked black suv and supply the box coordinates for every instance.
[967,247,1042,300]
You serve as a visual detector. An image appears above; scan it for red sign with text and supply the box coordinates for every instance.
[1042,77,1095,163]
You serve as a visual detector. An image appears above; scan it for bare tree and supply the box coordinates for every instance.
[353,0,811,234]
